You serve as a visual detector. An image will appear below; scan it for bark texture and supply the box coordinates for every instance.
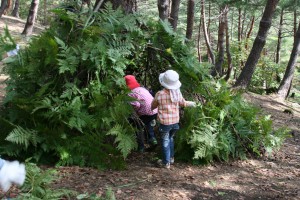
[276,9,284,64]
[225,7,232,81]
[169,0,180,30]
[0,0,8,17]
[234,0,279,89]
[186,0,195,40]
[11,0,19,18]
[245,16,255,50]
[157,0,169,21]
[22,0,39,36]
[277,21,300,99]
[212,5,227,77]
[201,0,215,64]
[94,0,135,13]
[197,11,202,62]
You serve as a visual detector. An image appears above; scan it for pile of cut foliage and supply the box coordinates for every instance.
[0,2,289,169]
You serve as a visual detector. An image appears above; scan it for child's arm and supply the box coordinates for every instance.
[186,101,196,107]
[179,97,196,107]
[151,95,158,110]
[128,93,141,110]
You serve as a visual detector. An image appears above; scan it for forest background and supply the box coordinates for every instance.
[0,0,300,199]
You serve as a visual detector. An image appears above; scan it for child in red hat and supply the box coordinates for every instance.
[125,75,158,152]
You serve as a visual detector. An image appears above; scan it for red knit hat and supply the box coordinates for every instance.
[124,75,140,90]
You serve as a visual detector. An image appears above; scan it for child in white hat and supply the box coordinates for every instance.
[151,70,196,169]
[0,158,26,192]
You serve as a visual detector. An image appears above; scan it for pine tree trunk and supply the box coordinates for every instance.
[277,21,300,99]
[186,0,195,40]
[21,0,39,36]
[94,0,135,13]
[43,0,47,25]
[157,0,169,21]
[0,0,8,17]
[241,9,246,40]
[294,10,297,40]
[245,16,255,49]
[234,0,279,89]
[276,9,283,64]
[11,0,19,18]
[225,7,232,81]
[238,8,242,42]
[197,10,202,62]
[207,1,211,61]
[169,0,180,30]
[201,0,215,64]
[212,5,227,77]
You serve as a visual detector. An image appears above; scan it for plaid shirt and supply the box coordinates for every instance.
[152,89,187,125]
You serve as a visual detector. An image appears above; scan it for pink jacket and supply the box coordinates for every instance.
[129,87,158,116]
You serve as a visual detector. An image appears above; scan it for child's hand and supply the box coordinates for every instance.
[186,101,197,107]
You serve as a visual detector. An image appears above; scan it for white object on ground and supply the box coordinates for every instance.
[0,160,26,192]
[6,44,20,57]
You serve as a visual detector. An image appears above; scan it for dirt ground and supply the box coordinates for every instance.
[1,16,300,200]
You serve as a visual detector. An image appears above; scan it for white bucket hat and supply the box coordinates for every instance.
[159,70,181,90]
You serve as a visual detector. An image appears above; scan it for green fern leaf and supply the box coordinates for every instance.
[6,126,39,148]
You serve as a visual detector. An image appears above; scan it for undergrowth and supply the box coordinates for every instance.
[0,1,289,169]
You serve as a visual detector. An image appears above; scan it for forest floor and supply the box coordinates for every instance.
[1,16,300,200]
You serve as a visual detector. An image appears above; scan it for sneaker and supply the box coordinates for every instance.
[170,157,174,164]
[156,159,170,169]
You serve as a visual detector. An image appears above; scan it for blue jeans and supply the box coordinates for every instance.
[140,114,157,143]
[129,114,157,150]
[159,123,179,165]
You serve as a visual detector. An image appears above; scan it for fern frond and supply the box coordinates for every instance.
[107,124,136,158]
[6,126,39,148]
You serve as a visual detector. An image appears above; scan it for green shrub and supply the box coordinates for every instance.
[19,161,76,199]
[0,2,289,168]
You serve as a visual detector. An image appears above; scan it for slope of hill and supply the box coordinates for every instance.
[0,16,300,200]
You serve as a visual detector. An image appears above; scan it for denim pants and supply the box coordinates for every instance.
[140,114,157,143]
[159,123,179,165]
[129,114,157,150]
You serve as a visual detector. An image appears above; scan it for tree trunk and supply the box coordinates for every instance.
[197,8,202,62]
[234,0,279,89]
[207,1,211,62]
[245,15,255,49]
[212,5,227,77]
[118,0,135,13]
[94,0,135,13]
[186,0,195,40]
[201,0,215,64]
[238,8,242,42]
[277,21,300,99]
[225,7,232,81]
[169,0,180,30]
[276,9,283,64]
[11,0,19,18]
[21,0,39,36]
[43,0,47,25]
[294,10,297,40]
[0,0,8,17]
[157,0,169,21]
[241,8,246,40]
